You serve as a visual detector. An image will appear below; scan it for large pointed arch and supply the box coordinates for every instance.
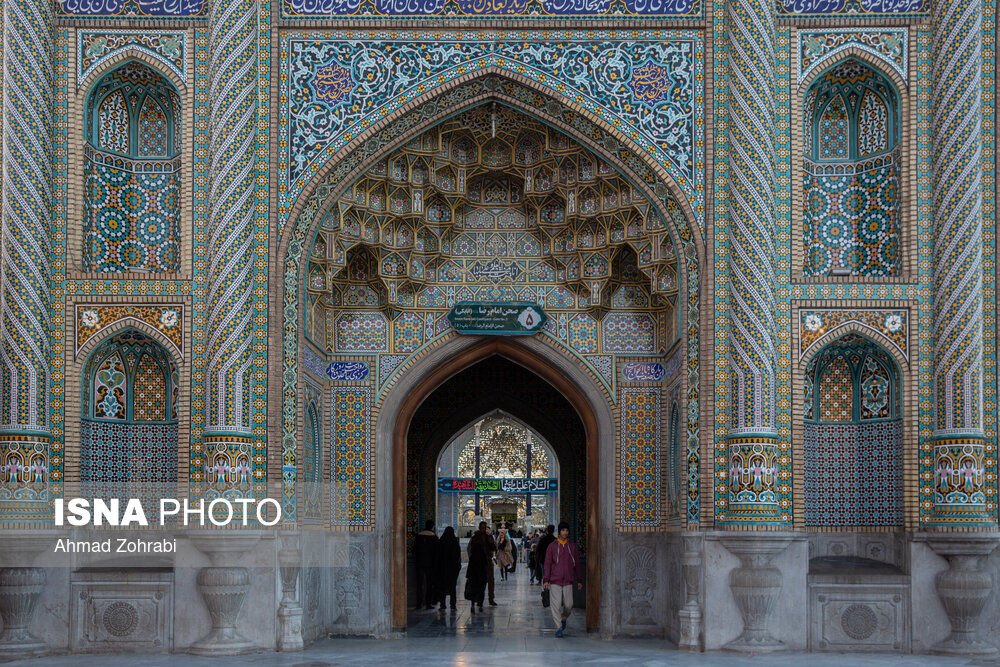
[273,72,706,529]
[382,335,609,630]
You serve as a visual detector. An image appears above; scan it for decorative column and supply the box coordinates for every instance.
[0,0,53,522]
[926,534,999,656]
[929,0,994,525]
[724,0,780,522]
[188,531,261,655]
[203,0,261,487]
[678,533,703,651]
[277,535,304,652]
[720,534,793,652]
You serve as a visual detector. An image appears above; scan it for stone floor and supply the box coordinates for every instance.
[5,564,993,666]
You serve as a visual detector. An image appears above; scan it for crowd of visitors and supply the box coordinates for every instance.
[412,519,582,636]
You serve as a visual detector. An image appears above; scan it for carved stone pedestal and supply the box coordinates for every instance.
[188,531,261,656]
[720,534,794,653]
[277,535,304,652]
[927,534,1000,657]
[678,533,703,652]
[0,567,47,656]
[0,532,58,657]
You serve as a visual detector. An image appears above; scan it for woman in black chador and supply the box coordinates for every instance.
[435,526,462,611]
[465,521,492,611]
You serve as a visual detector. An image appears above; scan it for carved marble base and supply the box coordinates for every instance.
[720,534,794,653]
[927,534,1000,657]
[0,567,48,656]
[277,606,304,652]
[678,607,702,651]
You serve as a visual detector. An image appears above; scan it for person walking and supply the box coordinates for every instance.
[435,526,462,612]
[466,521,492,612]
[543,521,583,637]
[535,524,555,588]
[413,520,438,610]
[496,529,514,581]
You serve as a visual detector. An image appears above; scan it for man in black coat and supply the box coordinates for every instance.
[413,519,438,609]
[535,524,556,585]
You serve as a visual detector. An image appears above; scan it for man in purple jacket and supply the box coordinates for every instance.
[542,521,583,637]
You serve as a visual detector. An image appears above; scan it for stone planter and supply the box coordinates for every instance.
[720,534,795,652]
[187,531,262,656]
[926,534,1000,656]
[0,532,59,657]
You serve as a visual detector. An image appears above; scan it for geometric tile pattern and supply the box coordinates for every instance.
[79,420,178,510]
[725,0,779,440]
[798,30,907,85]
[568,314,599,355]
[804,420,903,526]
[79,330,179,511]
[806,333,899,423]
[602,313,656,354]
[818,356,853,422]
[78,31,187,86]
[803,161,900,277]
[35,30,70,520]
[331,387,372,529]
[334,312,389,353]
[932,0,986,445]
[377,355,407,391]
[392,312,424,354]
[803,62,900,278]
[805,335,903,526]
[204,0,261,434]
[619,388,661,528]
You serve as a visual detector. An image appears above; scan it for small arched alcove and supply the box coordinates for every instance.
[803,332,903,526]
[84,61,182,273]
[80,329,179,507]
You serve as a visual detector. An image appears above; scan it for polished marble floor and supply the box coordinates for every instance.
[6,563,987,666]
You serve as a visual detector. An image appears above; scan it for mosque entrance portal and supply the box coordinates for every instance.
[392,340,599,630]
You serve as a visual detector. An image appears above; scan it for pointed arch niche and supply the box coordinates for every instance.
[83,60,182,274]
[802,333,903,527]
[795,55,911,281]
[79,329,179,508]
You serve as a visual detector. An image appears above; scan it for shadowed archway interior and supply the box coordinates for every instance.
[407,354,586,542]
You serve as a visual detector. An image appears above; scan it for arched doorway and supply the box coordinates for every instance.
[391,338,601,630]
[278,80,705,638]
